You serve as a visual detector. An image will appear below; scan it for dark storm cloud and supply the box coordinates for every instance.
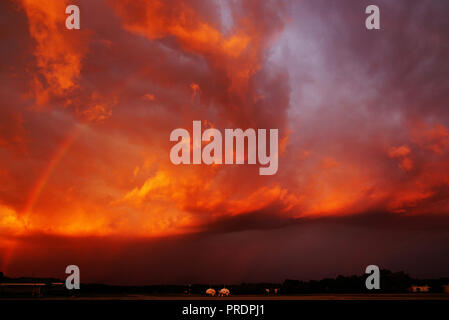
[1,0,449,283]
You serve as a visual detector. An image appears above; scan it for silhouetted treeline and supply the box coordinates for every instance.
[1,270,448,295]
[282,270,449,294]
[73,282,282,295]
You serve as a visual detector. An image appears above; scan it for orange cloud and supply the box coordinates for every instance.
[79,104,112,122]
[142,93,155,101]
[410,121,449,154]
[21,0,90,106]
[388,145,411,158]
[0,204,25,236]
[108,0,264,94]
[190,82,200,99]
[0,111,27,155]
[388,145,413,171]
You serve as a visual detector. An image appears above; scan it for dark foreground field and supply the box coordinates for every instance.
[2,293,449,300]
[2,295,449,319]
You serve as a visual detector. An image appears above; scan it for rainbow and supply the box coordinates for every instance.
[22,125,81,226]
[1,125,81,274]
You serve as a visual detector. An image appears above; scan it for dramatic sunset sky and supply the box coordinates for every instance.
[1,0,449,285]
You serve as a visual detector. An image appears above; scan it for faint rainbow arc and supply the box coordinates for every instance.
[22,125,81,227]
[2,126,81,274]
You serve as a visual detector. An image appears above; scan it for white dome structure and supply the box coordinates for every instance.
[206,288,216,296]
[218,288,230,296]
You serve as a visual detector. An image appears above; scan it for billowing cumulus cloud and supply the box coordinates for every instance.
[21,0,89,104]
[0,0,449,282]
